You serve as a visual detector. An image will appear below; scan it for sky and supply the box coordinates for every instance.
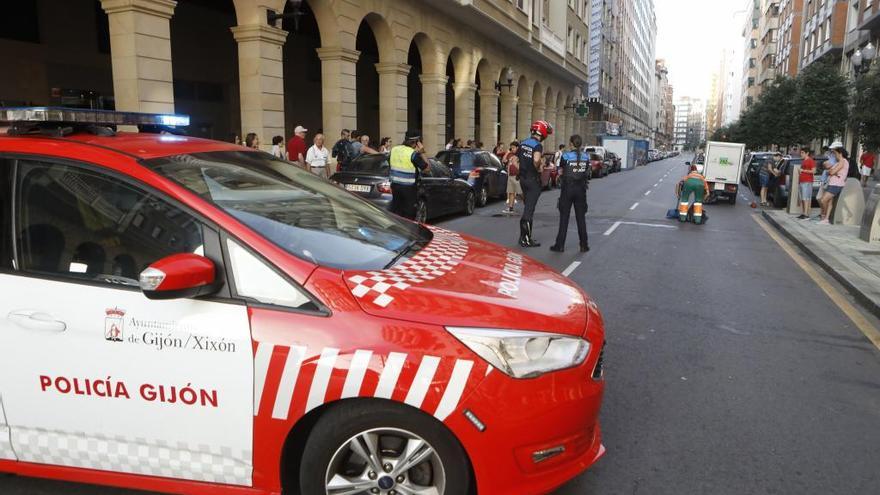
[654,0,746,101]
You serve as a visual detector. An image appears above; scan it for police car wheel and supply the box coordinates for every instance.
[299,401,471,495]
[464,191,475,215]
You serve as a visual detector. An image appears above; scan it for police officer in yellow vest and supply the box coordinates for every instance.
[390,130,432,220]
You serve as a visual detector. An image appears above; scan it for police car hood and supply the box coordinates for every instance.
[342,228,590,337]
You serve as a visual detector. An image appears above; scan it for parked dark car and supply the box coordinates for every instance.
[435,148,507,206]
[606,151,621,173]
[767,156,828,208]
[331,152,475,222]
[743,152,777,192]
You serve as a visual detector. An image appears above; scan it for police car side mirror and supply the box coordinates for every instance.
[139,253,219,300]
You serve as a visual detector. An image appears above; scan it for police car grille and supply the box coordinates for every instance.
[592,342,605,380]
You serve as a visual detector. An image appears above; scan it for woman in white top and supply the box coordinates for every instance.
[305,133,330,178]
[270,136,287,160]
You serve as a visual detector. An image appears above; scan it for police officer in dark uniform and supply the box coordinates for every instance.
[517,120,553,248]
[550,134,590,253]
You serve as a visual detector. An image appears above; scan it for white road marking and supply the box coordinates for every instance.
[340,349,373,399]
[252,342,275,415]
[562,261,581,277]
[305,347,340,413]
[272,345,308,420]
[604,221,622,236]
[619,221,677,229]
[654,183,659,187]
[630,202,640,210]
[644,190,652,196]
[434,359,474,421]
[374,352,408,399]
[404,355,441,408]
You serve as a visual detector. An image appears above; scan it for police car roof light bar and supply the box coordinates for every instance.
[0,107,190,127]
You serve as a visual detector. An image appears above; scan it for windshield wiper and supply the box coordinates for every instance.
[384,239,420,269]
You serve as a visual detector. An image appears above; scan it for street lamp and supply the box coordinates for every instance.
[267,0,305,32]
[495,68,515,91]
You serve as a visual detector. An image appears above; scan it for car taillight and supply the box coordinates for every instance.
[726,184,737,192]
[377,181,392,194]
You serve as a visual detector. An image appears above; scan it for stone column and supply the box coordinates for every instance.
[420,73,447,155]
[531,102,546,126]
[101,0,177,115]
[453,82,477,143]
[499,91,517,145]
[565,110,575,140]
[376,62,410,144]
[478,88,500,148]
[231,23,288,151]
[517,98,532,139]
[555,108,567,147]
[317,47,359,145]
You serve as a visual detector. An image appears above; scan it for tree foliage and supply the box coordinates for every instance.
[852,70,880,152]
[718,60,850,149]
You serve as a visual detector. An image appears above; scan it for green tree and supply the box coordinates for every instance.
[852,70,880,152]
[793,60,850,143]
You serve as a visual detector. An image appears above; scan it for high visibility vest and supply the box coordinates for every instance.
[390,145,417,185]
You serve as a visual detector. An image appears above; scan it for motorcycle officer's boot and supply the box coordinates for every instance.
[521,220,541,248]
[518,219,530,247]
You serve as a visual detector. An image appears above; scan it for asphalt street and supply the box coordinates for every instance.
[4,154,880,495]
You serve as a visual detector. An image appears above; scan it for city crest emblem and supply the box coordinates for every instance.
[104,307,125,342]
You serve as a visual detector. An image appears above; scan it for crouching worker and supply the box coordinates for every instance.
[679,163,710,224]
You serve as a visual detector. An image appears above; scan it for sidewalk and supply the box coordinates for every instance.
[762,209,880,318]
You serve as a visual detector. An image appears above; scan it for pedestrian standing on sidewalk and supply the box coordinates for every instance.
[306,133,330,178]
[819,144,849,225]
[797,148,816,219]
[517,120,553,247]
[503,141,521,214]
[331,129,354,172]
[245,133,260,150]
[270,136,286,160]
[287,126,308,170]
[759,152,782,206]
[389,130,432,220]
[859,148,875,187]
[379,137,392,153]
[550,134,590,253]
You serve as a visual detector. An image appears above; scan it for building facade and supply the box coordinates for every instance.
[758,0,781,88]
[586,0,657,145]
[0,0,593,154]
[653,59,673,150]
[800,0,849,69]
[742,0,762,110]
[776,0,804,75]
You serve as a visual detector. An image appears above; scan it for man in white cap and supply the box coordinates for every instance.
[287,125,308,170]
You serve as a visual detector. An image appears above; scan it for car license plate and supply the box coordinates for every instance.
[344,184,371,193]
[714,182,726,191]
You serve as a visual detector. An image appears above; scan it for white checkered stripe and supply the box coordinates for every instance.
[12,427,251,485]
[348,229,469,307]
[0,425,15,460]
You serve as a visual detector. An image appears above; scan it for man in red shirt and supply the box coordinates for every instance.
[798,148,816,219]
[287,125,308,170]
[860,149,875,187]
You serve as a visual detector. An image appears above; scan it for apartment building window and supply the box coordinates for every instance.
[568,26,574,53]
[824,19,831,41]
[515,0,527,11]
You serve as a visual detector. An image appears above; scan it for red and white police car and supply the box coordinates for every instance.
[0,108,605,495]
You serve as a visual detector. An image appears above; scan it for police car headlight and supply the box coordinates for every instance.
[446,327,590,379]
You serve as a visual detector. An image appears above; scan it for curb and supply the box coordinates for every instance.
[761,210,880,319]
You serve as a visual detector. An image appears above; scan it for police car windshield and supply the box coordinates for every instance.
[146,151,430,271]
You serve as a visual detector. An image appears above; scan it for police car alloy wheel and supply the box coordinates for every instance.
[299,401,471,495]
[479,184,489,206]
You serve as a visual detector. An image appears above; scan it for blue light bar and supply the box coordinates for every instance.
[0,107,190,127]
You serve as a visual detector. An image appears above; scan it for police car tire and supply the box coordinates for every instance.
[464,191,475,215]
[299,400,472,495]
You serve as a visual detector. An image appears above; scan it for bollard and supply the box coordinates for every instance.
[787,166,801,215]
[832,178,866,225]
[860,184,880,243]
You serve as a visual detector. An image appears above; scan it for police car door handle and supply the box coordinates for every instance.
[7,310,67,333]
